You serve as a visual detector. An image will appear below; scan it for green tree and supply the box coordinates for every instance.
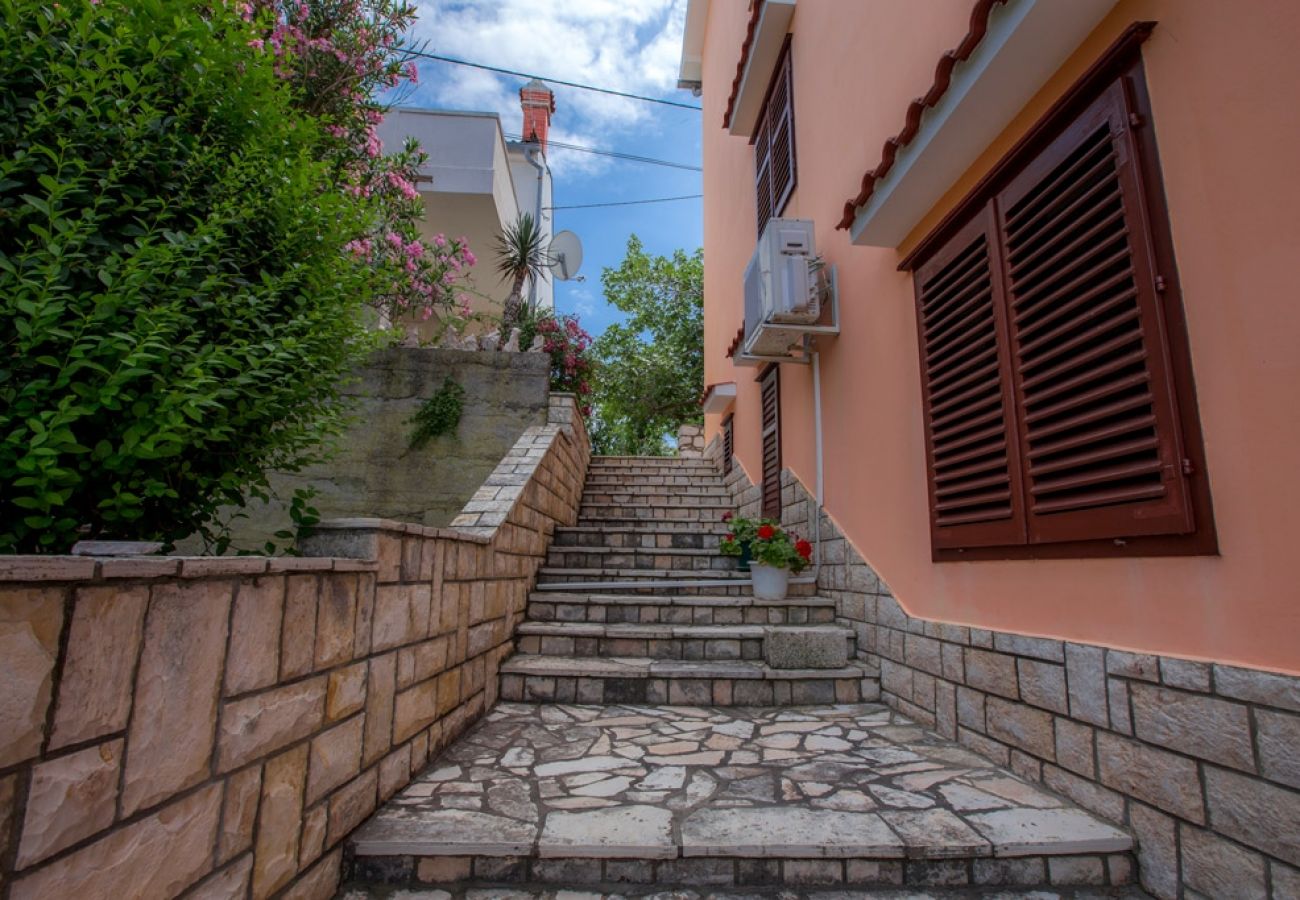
[0,0,380,552]
[591,236,703,455]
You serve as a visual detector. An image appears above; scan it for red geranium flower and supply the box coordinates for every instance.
[795,539,813,559]
[724,533,735,542]
[757,524,775,540]
[721,511,733,523]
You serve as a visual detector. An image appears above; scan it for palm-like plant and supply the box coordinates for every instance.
[494,212,549,336]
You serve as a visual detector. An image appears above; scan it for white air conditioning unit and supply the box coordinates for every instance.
[741,218,824,358]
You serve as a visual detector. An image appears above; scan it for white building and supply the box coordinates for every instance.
[378,79,556,335]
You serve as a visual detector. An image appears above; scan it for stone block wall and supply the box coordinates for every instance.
[721,445,1300,900]
[223,347,552,550]
[0,398,589,900]
[676,424,706,459]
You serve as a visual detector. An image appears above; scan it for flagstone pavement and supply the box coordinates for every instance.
[345,703,1139,896]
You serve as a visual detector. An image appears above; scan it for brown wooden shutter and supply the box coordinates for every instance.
[994,79,1193,543]
[760,367,782,520]
[915,209,1028,549]
[722,414,735,475]
[768,45,796,218]
[754,113,774,237]
[754,41,795,237]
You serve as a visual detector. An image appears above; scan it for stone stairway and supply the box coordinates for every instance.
[504,456,875,706]
[341,456,1140,896]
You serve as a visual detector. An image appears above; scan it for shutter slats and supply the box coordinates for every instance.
[1014,268,1133,343]
[915,215,1027,546]
[1029,434,1161,478]
[754,42,795,236]
[1017,306,1142,376]
[996,81,1192,542]
[1027,411,1157,461]
[722,414,734,475]
[760,367,781,520]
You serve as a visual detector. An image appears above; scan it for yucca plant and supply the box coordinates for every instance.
[494,212,549,337]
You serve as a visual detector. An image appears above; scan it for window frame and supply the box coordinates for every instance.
[905,26,1216,561]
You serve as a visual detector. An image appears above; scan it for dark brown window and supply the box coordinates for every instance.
[907,30,1214,560]
[760,366,782,520]
[722,413,735,475]
[754,40,796,236]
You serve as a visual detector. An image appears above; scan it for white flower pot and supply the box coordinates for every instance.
[750,562,790,601]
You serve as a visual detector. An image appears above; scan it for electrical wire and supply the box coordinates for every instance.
[502,133,702,172]
[547,194,703,210]
[402,48,703,111]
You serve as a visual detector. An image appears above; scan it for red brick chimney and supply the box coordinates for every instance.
[520,78,556,153]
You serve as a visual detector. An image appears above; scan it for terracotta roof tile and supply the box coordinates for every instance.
[835,0,1008,231]
[723,1,767,130]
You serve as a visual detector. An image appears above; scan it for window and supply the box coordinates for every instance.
[760,366,782,520]
[722,413,735,475]
[754,39,796,236]
[908,44,1214,559]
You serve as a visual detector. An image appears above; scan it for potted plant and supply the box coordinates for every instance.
[720,516,813,600]
[719,512,754,571]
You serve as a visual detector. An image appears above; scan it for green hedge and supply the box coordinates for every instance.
[0,0,377,552]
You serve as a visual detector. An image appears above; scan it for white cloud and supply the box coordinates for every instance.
[405,0,686,177]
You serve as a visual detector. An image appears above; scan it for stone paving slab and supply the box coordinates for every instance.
[349,703,1130,864]
[339,886,1151,899]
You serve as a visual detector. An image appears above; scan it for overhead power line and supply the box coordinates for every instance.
[402,48,703,111]
[547,194,703,210]
[502,133,702,172]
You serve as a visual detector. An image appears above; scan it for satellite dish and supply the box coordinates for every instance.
[548,231,583,281]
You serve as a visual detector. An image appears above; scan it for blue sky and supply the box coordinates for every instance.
[402,0,702,337]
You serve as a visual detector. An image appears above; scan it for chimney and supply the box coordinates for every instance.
[519,78,556,153]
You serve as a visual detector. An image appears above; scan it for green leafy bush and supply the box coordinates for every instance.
[407,377,465,449]
[0,0,378,552]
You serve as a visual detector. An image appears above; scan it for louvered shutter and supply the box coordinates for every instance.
[722,414,735,475]
[754,113,773,237]
[768,47,796,219]
[915,209,1028,549]
[760,367,781,520]
[994,79,1193,543]
[754,42,795,237]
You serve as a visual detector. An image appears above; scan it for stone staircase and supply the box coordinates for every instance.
[341,456,1140,897]
[502,456,877,706]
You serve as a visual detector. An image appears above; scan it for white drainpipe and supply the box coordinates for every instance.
[523,144,547,313]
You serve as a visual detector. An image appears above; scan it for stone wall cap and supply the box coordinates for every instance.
[0,556,98,581]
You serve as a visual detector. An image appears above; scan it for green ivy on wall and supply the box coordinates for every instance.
[407,377,465,449]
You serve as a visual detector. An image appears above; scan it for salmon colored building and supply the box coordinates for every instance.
[681,1,1300,895]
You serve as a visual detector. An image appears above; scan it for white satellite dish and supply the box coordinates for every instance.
[548,231,584,281]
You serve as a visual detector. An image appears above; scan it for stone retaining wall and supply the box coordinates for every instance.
[676,424,705,459]
[224,347,552,550]
[711,437,1300,900]
[0,397,589,900]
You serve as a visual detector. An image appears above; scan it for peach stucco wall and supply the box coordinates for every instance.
[701,0,1300,673]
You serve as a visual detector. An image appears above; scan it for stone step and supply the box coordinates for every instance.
[580,493,730,506]
[580,493,733,508]
[576,505,733,523]
[516,621,854,665]
[582,475,728,489]
[552,526,731,551]
[499,655,880,706]
[544,546,740,573]
[526,592,838,626]
[561,517,738,530]
[534,568,815,596]
[346,702,1135,895]
[590,456,717,467]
